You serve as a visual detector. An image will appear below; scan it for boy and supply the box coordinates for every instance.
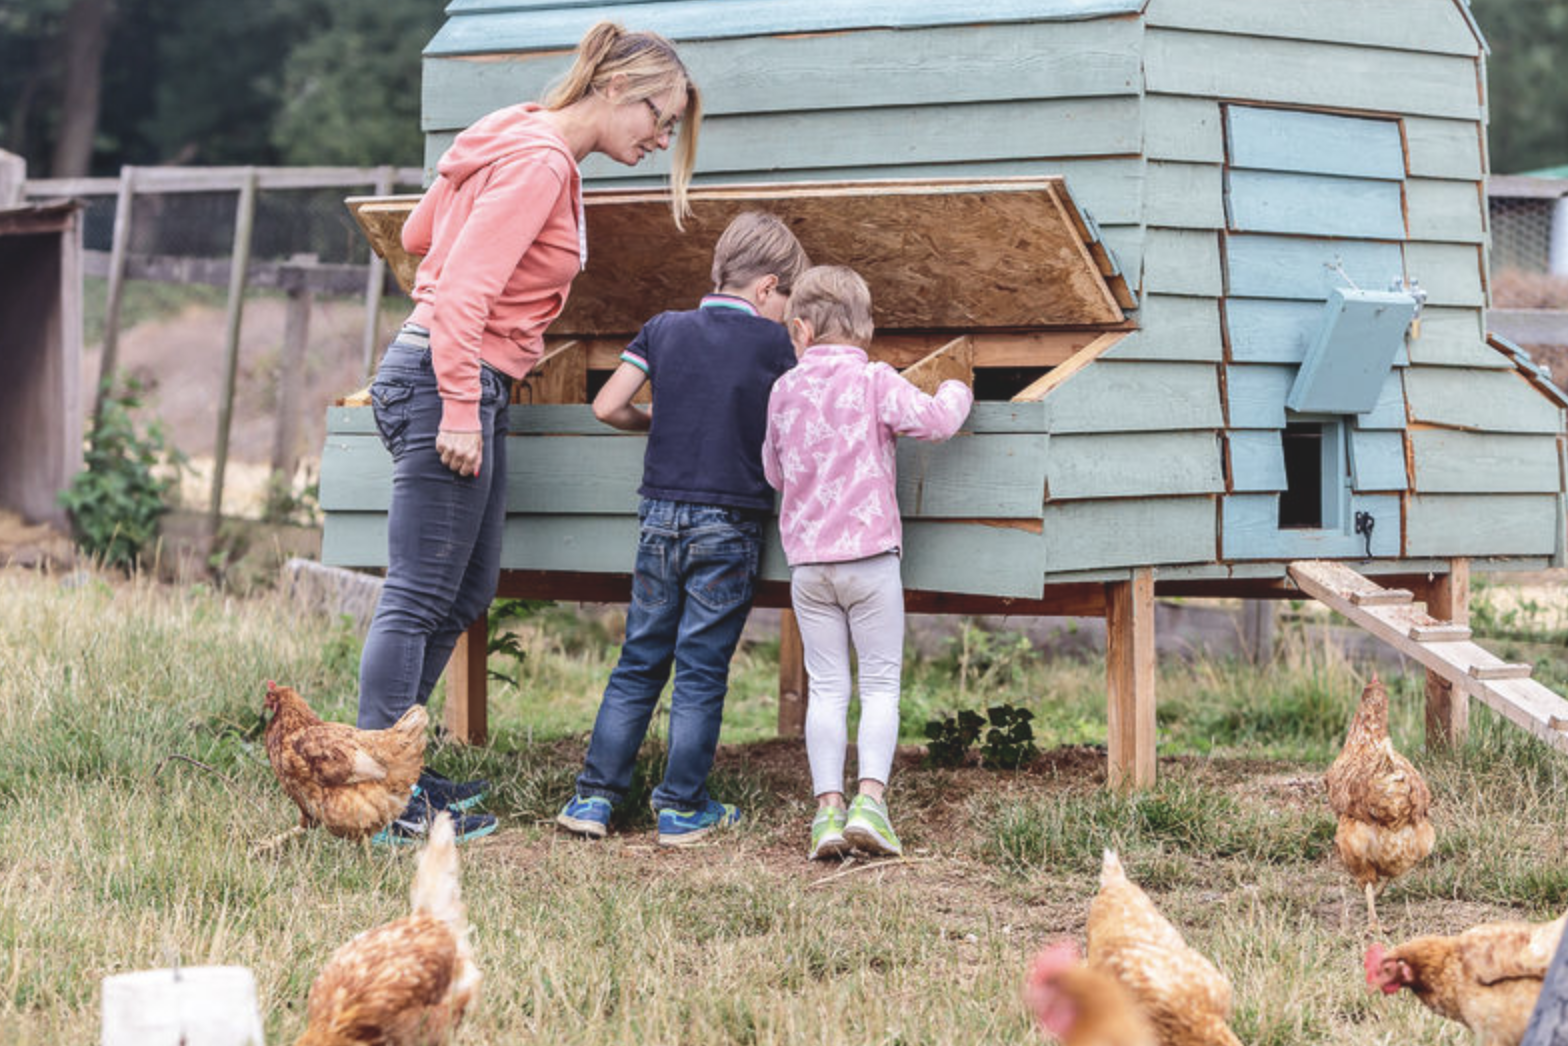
[556,211,810,846]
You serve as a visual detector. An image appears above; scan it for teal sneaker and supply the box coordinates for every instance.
[657,799,741,847]
[843,793,902,857]
[556,794,612,839]
[809,806,850,861]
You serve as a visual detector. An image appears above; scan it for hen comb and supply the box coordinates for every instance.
[1364,943,1386,986]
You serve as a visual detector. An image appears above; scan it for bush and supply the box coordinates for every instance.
[58,375,186,571]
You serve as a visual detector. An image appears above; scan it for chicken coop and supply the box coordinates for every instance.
[320,0,1568,785]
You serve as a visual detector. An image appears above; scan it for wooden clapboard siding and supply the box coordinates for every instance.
[1405,367,1564,434]
[1405,117,1486,180]
[1406,179,1486,243]
[1145,162,1225,229]
[1227,430,1286,493]
[1104,295,1222,362]
[1224,107,1405,179]
[1225,236,1405,301]
[1043,496,1216,572]
[1142,95,1224,163]
[1225,366,1404,430]
[894,433,1049,519]
[1348,430,1409,491]
[1222,493,1401,560]
[900,521,1048,598]
[1226,299,1408,367]
[1406,307,1506,368]
[1043,361,1223,434]
[1143,28,1483,120]
[1406,495,1561,557]
[428,0,1149,56]
[1143,229,1223,297]
[1099,225,1143,296]
[422,19,1145,131]
[1354,372,1409,431]
[1409,430,1563,493]
[1402,242,1486,307]
[1144,0,1480,56]
[1225,170,1405,239]
[1047,431,1223,500]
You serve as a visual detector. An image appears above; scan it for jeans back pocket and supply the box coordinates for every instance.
[370,378,416,457]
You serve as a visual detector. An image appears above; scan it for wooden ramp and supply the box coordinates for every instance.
[1288,560,1568,754]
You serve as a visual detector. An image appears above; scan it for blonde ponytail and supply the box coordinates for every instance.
[545,21,701,229]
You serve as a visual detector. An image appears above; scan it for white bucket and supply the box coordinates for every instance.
[101,965,266,1046]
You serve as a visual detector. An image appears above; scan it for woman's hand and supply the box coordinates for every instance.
[437,429,483,477]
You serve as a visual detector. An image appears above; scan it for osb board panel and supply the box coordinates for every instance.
[349,180,1128,334]
[347,195,424,295]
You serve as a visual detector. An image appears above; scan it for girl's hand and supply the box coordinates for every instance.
[437,429,483,476]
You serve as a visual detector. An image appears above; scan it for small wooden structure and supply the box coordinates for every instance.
[320,0,1568,785]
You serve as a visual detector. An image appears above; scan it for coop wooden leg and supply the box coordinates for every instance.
[1424,557,1470,748]
[1105,568,1157,790]
[778,608,809,738]
[445,612,489,745]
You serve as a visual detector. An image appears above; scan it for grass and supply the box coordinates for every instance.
[5,569,1568,1044]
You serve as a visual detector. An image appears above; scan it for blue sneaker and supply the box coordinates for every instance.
[373,794,497,846]
[556,795,612,839]
[415,769,489,812]
[657,799,741,847]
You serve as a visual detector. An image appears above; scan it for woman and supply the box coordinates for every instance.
[357,22,702,843]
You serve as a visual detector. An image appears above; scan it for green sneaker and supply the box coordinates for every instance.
[843,793,902,857]
[809,806,850,861]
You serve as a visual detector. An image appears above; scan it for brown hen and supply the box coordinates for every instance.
[296,810,481,1046]
[1367,911,1566,1046]
[1026,939,1158,1046]
[262,681,426,845]
[1087,850,1244,1046]
[1324,674,1435,934]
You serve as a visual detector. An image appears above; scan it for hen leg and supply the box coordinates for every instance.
[1364,882,1383,937]
[251,824,307,856]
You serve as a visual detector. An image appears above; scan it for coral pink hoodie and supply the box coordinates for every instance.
[403,103,583,431]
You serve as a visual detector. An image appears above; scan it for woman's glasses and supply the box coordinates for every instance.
[642,97,680,138]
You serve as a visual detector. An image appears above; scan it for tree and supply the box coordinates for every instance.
[50,0,115,176]
[1470,0,1568,173]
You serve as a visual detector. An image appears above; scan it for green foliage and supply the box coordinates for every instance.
[486,598,552,687]
[923,708,984,768]
[57,375,185,572]
[924,703,1039,769]
[1471,0,1568,173]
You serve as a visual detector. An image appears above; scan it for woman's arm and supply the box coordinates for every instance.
[592,362,651,431]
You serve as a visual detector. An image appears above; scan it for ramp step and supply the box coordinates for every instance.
[1409,622,1472,642]
[1469,662,1534,681]
[1350,587,1414,606]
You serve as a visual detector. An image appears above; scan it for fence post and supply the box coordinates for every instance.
[0,150,24,207]
[360,165,395,381]
[271,279,313,489]
[95,165,137,426]
[209,168,258,533]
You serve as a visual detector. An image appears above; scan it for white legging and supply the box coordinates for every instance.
[791,553,905,798]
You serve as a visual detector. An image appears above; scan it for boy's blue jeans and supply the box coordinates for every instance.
[576,498,762,812]
[357,325,512,729]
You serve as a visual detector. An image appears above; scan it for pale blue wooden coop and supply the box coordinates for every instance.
[322,0,1568,783]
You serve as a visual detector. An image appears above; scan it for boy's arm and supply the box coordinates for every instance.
[592,362,651,431]
[874,367,974,442]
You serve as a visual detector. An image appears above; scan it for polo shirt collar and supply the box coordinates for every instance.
[700,293,759,315]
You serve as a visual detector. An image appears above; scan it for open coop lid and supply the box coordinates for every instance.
[350,177,1132,333]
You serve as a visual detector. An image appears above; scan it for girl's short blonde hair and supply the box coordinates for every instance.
[785,265,874,348]
[545,22,702,228]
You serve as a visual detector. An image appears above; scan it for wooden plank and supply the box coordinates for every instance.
[1353,370,1410,431]
[1099,224,1143,295]
[1406,494,1561,556]
[778,609,808,739]
[1046,431,1224,500]
[517,340,587,404]
[422,19,1146,130]
[1146,0,1481,56]
[1222,494,1401,560]
[1228,430,1287,492]
[1287,290,1419,415]
[1042,361,1224,434]
[1225,236,1406,301]
[899,336,974,396]
[1410,429,1563,493]
[1226,298,1409,367]
[1143,28,1484,120]
[1224,106,1405,179]
[1043,497,1217,572]
[1405,306,1508,369]
[1350,587,1413,606]
[1013,332,1128,403]
[901,520,1048,598]
[1142,228,1223,298]
[1145,162,1225,230]
[1405,367,1564,434]
[94,166,136,428]
[1225,170,1405,239]
[1224,364,1294,429]
[1411,622,1471,641]
[1471,662,1533,681]
[347,196,423,295]
[445,617,488,745]
[1406,178,1486,244]
[1105,567,1157,790]
[25,166,422,197]
[1143,95,1224,164]
[1405,116,1485,181]
[210,168,258,532]
[1490,311,1568,354]
[1348,430,1408,491]
[427,1,1151,57]
[1104,295,1221,363]
[1403,242,1486,308]
[895,433,1050,519]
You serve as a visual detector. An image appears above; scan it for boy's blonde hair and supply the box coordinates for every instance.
[785,265,874,348]
[710,211,811,295]
[545,22,702,229]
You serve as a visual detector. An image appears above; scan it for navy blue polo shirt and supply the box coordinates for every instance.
[620,294,796,512]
